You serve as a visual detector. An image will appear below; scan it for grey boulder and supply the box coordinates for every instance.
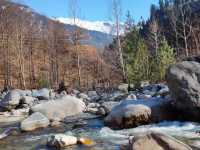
[20,112,50,131]
[130,132,192,150]
[166,61,200,120]
[0,90,21,110]
[31,95,86,121]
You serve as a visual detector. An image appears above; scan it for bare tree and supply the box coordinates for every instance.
[11,12,28,89]
[111,0,126,82]
[148,19,160,56]
[68,0,85,88]
[173,0,193,57]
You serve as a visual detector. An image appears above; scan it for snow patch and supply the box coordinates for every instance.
[55,17,124,35]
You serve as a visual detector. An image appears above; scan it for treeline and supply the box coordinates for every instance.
[0,0,118,90]
[104,0,200,85]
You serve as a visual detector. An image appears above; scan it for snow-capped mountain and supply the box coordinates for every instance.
[56,17,124,35]
[1,0,114,49]
[56,17,113,34]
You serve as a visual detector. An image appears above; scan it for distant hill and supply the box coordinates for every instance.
[1,0,113,51]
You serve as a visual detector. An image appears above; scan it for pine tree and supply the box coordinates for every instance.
[155,39,175,81]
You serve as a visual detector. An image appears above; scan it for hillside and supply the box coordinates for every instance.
[0,0,121,89]
[1,1,113,50]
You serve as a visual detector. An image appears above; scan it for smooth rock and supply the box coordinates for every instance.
[118,83,129,93]
[130,132,192,150]
[105,104,151,129]
[17,90,32,97]
[20,112,50,131]
[138,94,152,99]
[21,96,37,106]
[87,91,100,101]
[0,90,21,110]
[166,61,200,120]
[109,91,127,101]
[86,107,99,114]
[100,101,119,115]
[87,103,100,108]
[78,93,90,100]
[47,134,78,148]
[126,94,137,100]
[105,98,173,129]
[31,95,86,120]
[32,88,50,100]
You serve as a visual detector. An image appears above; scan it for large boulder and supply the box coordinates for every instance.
[130,132,192,150]
[0,90,21,110]
[20,112,50,131]
[105,98,174,129]
[105,103,151,129]
[166,61,200,120]
[31,95,86,121]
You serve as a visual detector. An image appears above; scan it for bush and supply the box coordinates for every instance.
[37,76,50,88]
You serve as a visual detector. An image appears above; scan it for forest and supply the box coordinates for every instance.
[104,0,200,86]
[0,0,199,90]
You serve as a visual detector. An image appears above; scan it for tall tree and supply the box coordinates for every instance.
[111,0,126,82]
[68,0,85,88]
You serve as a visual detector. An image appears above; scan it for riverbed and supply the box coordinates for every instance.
[1,117,200,150]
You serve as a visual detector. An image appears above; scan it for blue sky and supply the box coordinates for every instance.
[17,0,159,22]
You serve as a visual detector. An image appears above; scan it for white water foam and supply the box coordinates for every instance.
[100,121,200,145]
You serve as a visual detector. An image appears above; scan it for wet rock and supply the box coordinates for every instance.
[72,89,80,96]
[20,96,37,107]
[78,93,90,101]
[50,120,61,127]
[47,134,78,148]
[0,127,19,140]
[10,108,29,116]
[157,84,169,96]
[31,95,86,120]
[130,132,192,150]
[118,83,129,93]
[142,90,156,97]
[137,94,152,99]
[105,104,151,129]
[87,91,100,101]
[109,91,127,101]
[20,112,50,131]
[17,90,32,97]
[63,113,101,124]
[105,98,173,129]
[97,107,106,116]
[86,107,99,114]
[166,61,200,120]
[140,81,150,88]
[100,101,119,115]
[126,94,137,100]
[32,88,50,100]
[87,103,100,108]
[0,113,27,125]
[0,90,21,110]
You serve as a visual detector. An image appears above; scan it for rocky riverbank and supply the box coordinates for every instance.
[1,59,200,149]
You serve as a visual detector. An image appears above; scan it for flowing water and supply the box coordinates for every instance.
[1,118,200,150]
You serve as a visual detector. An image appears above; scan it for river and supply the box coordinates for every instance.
[0,117,200,150]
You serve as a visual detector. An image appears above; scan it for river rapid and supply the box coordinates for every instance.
[1,117,200,150]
